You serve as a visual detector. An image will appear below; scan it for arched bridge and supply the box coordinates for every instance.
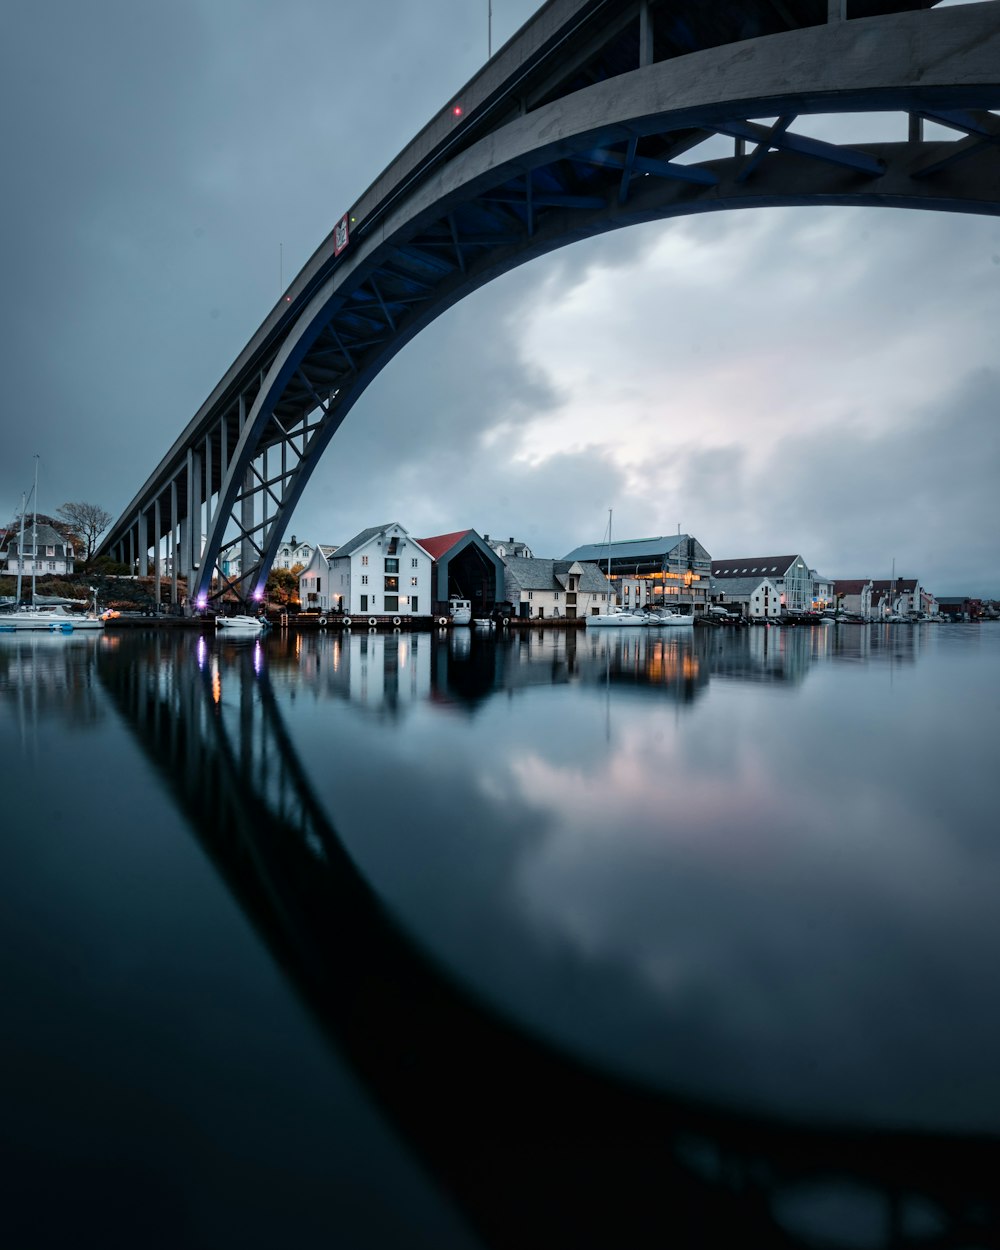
[97,0,1000,609]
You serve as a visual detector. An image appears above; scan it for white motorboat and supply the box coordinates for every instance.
[215,614,268,633]
[587,608,648,628]
[449,598,472,625]
[644,609,694,628]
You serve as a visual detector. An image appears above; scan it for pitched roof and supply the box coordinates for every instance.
[832,579,873,596]
[7,521,72,550]
[563,534,693,563]
[709,575,779,596]
[505,556,609,594]
[712,556,803,577]
[331,523,397,559]
[415,529,472,561]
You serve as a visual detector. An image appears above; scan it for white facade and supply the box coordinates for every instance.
[710,576,782,618]
[329,523,433,619]
[298,545,338,612]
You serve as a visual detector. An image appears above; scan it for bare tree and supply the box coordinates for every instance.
[57,502,114,565]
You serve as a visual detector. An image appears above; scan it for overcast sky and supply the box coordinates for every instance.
[2,0,997,595]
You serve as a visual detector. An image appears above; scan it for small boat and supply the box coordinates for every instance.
[587,608,649,628]
[215,614,268,633]
[645,609,694,628]
[449,598,472,625]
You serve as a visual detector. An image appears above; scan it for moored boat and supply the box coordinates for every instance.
[216,614,268,634]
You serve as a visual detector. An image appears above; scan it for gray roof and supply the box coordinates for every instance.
[505,556,610,595]
[6,522,73,551]
[712,555,805,578]
[563,534,693,564]
[709,575,779,596]
[330,523,397,559]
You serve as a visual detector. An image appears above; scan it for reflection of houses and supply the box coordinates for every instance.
[329,523,433,618]
[712,555,815,613]
[298,544,340,613]
[2,521,75,578]
[708,576,781,619]
[502,557,613,620]
[564,534,711,614]
[416,530,507,617]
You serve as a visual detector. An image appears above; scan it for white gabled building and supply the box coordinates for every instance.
[709,575,782,619]
[327,522,433,619]
[502,557,614,619]
[298,544,339,612]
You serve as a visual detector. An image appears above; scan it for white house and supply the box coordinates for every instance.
[327,522,433,620]
[222,534,313,580]
[712,554,816,612]
[502,556,613,619]
[709,575,782,619]
[2,521,75,578]
[298,544,339,612]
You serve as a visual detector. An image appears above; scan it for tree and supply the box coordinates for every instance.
[265,566,301,608]
[57,502,114,565]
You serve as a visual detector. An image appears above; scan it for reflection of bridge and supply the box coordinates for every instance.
[96,0,1000,609]
[99,633,999,1248]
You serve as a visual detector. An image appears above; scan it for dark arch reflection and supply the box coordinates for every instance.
[96,630,998,1249]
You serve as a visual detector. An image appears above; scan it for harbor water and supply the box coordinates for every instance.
[2,621,997,1247]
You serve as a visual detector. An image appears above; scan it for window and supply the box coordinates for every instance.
[385,558,399,574]
[362,555,368,566]
[554,591,560,599]
[361,574,368,585]
[411,558,418,568]
[410,576,418,587]
[528,591,533,600]
[384,595,398,612]
[317,578,322,593]
[46,545,55,557]
[384,576,398,592]
[410,596,418,613]
[360,595,368,611]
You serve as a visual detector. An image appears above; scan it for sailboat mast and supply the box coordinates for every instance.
[15,491,26,604]
[30,456,39,606]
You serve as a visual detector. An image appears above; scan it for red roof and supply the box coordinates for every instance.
[415,529,472,560]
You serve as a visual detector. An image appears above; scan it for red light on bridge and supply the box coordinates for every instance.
[451,104,463,118]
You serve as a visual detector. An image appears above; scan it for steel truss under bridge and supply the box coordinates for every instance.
[97,0,1000,610]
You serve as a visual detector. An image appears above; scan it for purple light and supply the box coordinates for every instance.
[196,594,207,609]
[252,588,264,602]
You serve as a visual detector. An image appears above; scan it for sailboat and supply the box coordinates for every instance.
[586,509,646,628]
[0,461,107,633]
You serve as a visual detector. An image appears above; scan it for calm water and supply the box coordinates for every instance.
[2,622,998,1247]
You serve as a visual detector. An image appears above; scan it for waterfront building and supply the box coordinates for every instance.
[298,544,340,613]
[712,554,815,613]
[869,577,921,618]
[708,575,782,619]
[482,534,534,560]
[414,530,507,618]
[563,534,712,614]
[221,533,314,580]
[832,579,874,618]
[502,557,614,620]
[2,521,75,579]
[329,523,433,619]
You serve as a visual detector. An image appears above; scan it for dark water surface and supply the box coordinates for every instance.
[2,622,997,1247]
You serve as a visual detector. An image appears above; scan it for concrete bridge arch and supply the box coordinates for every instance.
[97,0,1000,607]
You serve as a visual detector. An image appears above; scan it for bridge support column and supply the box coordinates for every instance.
[170,479,179,608]
[136,509,148,577]
[154,496,162,608]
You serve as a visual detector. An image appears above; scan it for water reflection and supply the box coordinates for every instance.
[80,626,1000,1246]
